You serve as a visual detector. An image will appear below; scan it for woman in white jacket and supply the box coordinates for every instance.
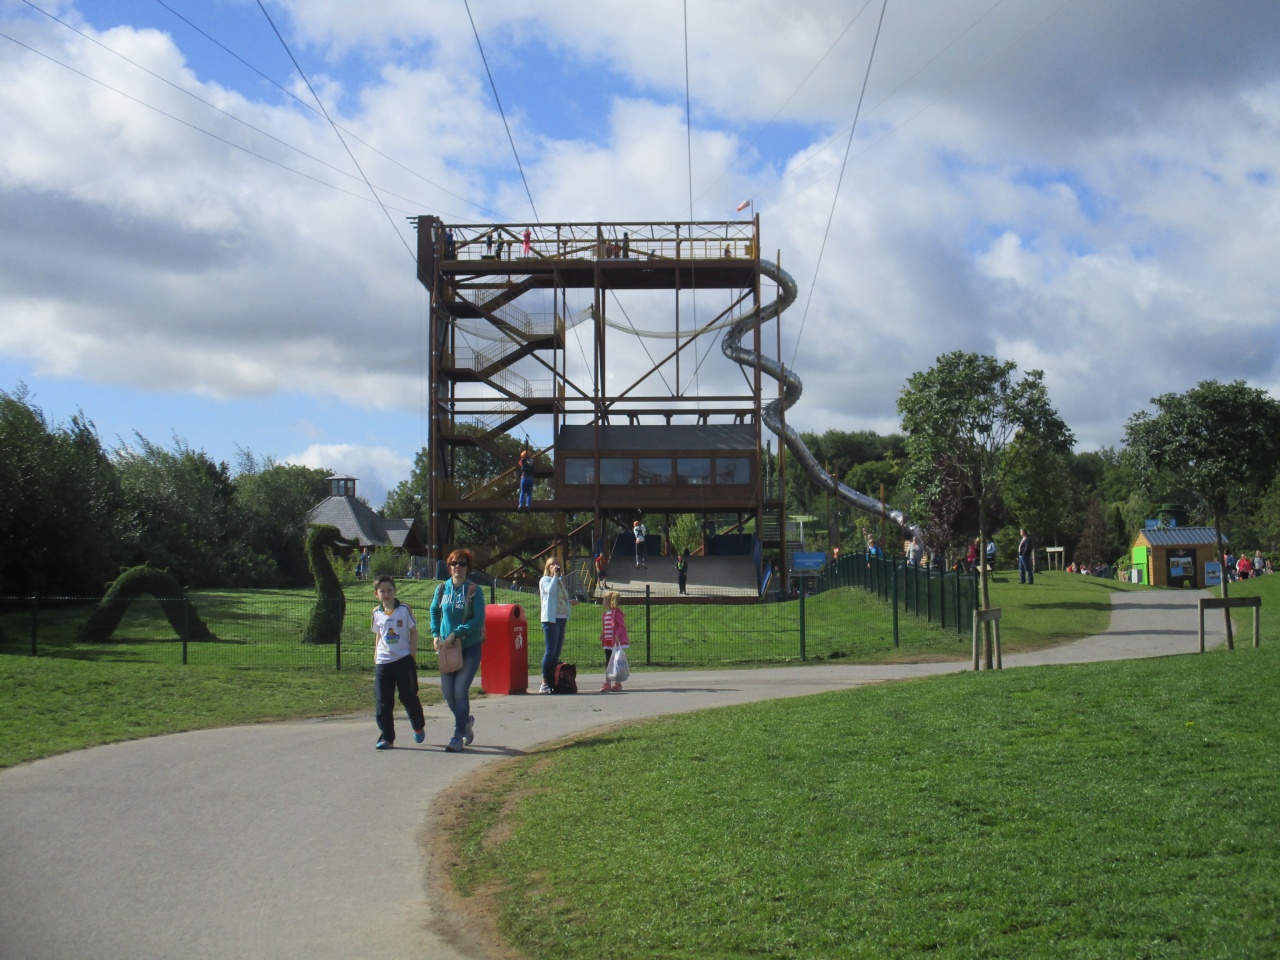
[537,557,572,693]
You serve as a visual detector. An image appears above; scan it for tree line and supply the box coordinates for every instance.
[1,386,330,596]
[8,356,1280,597]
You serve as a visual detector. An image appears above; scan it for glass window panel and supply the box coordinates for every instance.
[676,457,712,485]
[638,458,672,485]
[564,459,594,485]
[715,457,751,484]
[600,458,634,484]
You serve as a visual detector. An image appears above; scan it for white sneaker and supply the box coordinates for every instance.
[538,682,552,694]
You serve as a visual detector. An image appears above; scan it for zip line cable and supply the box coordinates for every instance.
[791,0,888,369]
[692,0,875,208]
[254,0,414,262]
[18,0,478,223]
[149,0,508,222]
[741,0,1068,220]
[0,28,421,214]
[463,0,539,222]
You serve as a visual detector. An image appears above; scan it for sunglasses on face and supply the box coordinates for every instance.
[449,561,468,568]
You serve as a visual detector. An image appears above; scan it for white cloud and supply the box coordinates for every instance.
[285,443,410,508]
[3,0,1280,477]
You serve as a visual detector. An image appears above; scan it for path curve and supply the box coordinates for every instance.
[0,589,1226,960]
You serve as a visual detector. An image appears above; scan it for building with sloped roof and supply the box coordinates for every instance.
[307,475,427,560]
[1131,526,1222,588]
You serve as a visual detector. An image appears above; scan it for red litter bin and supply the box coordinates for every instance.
[481,603,529,694]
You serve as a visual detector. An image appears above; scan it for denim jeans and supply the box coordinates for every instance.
[374,655,425,743]
[518,476,534,509]
[1018,555,1034,584]
[439,642,483,739]
[541,618,567,685]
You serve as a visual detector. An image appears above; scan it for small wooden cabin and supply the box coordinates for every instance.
[1130,527,1221,588]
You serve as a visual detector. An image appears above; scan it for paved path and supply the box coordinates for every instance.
[0,590,1226,960]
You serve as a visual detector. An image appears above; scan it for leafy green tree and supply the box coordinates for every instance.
[898,352,1073,612]
[668,514,701,555]
[1125,379,1280,646]
[233,452,331,587]
[842,455,904,501]
[383,447,430,522]
[114,436,243,588]
[1001,432,1074,548]
[0,386,122,594]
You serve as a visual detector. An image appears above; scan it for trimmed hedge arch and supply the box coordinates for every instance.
[78,564,216,643]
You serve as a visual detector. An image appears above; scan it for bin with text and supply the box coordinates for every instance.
[480,603,528,694]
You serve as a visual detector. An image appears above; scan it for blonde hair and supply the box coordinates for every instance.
[603,591,620,609]
[543,556,563,576]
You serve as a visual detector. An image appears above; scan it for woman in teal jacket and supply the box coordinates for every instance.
[430,548,486,752]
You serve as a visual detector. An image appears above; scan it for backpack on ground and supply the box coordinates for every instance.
[552,661,578,694]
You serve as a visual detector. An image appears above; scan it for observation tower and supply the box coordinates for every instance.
[413,216,789,586]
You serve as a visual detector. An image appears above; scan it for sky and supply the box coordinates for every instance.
[3,0,1279,508]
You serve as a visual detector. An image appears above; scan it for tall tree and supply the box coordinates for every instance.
[1125,379,1280,646]
[1001,432,1074,548]
[0,386,122,594]
[898,352,1073,613]
[114,436,240,588]
[233,452,331,587]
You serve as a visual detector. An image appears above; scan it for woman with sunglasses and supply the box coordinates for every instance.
[429,548,486,751]
[537,556,573,693]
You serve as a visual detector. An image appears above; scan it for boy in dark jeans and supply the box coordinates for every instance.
[371,575,425,749]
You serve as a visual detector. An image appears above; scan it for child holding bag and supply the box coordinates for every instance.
[600,591,630,692]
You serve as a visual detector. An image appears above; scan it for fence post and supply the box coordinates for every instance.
[926,567,933,624]
[891,561,899,648]
[645,584,652,666]
[30,591,38,657]
[490,580,496,605]
[799,580,806,661]
[182,596,189,665]
[336,615,342,671]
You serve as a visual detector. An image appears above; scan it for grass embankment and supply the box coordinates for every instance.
[453,641,1280,958]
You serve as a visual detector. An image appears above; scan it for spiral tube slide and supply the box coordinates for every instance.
[722,260,917,537]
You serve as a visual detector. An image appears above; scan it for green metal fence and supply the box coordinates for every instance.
[1,572,973,672]
[806,551,979,637]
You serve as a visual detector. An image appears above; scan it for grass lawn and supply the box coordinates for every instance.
[451,642,1280,959]
[0,656,444,769]
[1210,571,1280,646]
[0,571,1154,769]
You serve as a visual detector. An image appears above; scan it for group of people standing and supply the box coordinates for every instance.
[370,547,638,754]
[1223,549,1271,580]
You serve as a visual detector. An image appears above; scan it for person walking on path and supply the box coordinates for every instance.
[429,549,486,752]
[599,591,630,692]
[633,520,648,568]
[675,550,689,595]
[371,575,425,750]
[1018,529,1035,584]
[538,557,573,693]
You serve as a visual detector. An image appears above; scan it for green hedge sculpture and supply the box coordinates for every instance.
[302,524,355,645]
[79,564,216,643]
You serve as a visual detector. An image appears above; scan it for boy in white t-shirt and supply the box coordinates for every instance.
[372,575,425,750]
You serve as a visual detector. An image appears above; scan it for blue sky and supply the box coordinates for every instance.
[3,0,1280,507]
